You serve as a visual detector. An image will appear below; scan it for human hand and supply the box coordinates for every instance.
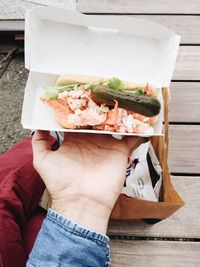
[32,131,144,234]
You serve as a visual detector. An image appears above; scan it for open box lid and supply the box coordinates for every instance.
[22,6,180,136]
[25,6,180,88]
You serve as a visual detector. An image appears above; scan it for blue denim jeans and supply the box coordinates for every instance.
[26,209,110,266]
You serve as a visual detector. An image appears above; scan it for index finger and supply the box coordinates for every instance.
[32,130,51,159]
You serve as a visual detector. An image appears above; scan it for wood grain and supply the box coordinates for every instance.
[78,5,200,44]
[169,125,200,173]
[132,15,200,44]
[110,240,200,267]
[108,177,200,238]
[78,0,200,14]
[174,46,200,80]
[0,20,25,31]
[169,82,200,123]
[2,16,200,44]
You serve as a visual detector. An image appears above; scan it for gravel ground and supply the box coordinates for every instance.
[0,54,30,154]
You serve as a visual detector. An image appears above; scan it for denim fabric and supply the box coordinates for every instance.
[26,209,110,267]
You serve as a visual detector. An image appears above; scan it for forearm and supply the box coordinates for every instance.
[26,209,110,267]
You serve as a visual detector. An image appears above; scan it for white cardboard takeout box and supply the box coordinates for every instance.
[21,7,180,136]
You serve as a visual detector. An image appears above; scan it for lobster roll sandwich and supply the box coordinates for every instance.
[41,74,161,134]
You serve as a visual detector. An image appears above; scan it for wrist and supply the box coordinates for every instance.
[51,195,110,235]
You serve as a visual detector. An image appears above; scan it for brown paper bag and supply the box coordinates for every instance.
[110,87,184,220]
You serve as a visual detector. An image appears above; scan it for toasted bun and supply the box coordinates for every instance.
[56,74,103,86]
[123,81,147,90]
[56,74,147,90]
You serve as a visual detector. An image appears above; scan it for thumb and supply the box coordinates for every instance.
[32,130,51,161]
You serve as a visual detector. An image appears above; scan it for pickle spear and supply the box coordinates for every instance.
[91,85,161,117]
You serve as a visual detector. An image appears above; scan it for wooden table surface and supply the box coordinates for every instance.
[77,1,200,266]
[1,0,200,266]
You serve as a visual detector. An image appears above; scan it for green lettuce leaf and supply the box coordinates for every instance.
[108,77,124,91]
[44,84,78,99]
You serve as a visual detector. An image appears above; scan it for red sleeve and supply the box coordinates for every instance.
[0,138,45,267]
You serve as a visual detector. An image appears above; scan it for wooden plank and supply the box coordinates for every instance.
[169,82,200,123]
[78,5,200,44]
[15,33,24,40]
[0,20,25,31]
[108,177,200,238]
[174,46,200,80]
[78,0,200,14]
[169,125,200,173]
[133,15,200,44]
[1,16,200,44]
[110,240,200,267]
